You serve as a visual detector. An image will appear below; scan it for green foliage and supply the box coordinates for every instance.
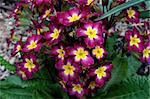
[95,0,145,20]
[94,75,150,99]
[0,56,16,72]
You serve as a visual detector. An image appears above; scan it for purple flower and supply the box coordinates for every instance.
[92,45,107,61]
[22,34,42,52]
[67,44,94,68]
[16,66,30,80]
[126,7,139,23]
[44,24,63,45]
[141,44,150,63]
[125,28,144,52]
[88,63,112,87]
[76,21,104,48]
[12,41,22,56]
[57,8,86,26]
[55,58,81,81]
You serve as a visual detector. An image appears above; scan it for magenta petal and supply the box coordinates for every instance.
[34,43,42,52]
[95,77,105,87]
[76,28,86,37]
[85,37,95,48]
[81,56,94,67]
[51,46,59,56]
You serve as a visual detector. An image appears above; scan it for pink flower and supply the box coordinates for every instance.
[12,41,22,56]
[141,44,150,63]
[76,21,104,48]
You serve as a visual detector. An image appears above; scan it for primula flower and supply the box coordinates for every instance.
[89,64,112,87]
[76,21,104,48]
[55,58,81,81]
[67,44,94,67]
[68,82,85,97]
[141,44,150,63]
[92,46,107,60]
[57,8,86,26]
[126,7,139,23]
[20,54,39,74]
[51,44,66,60]
[88,81,97,93]
[16,66,30,80]
[125,28,144,52]
[44,25,63,45]
[22,34,42,52]
[12,41,22,56]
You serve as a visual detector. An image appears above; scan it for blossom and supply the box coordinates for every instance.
[51,44,66,60]
[57,8,86,26]
[89,63,112,87]
[55,58,81,81]
[67,44,94,67]
[68,82,85,97]
[16,66,30,80]
[76,21,104,48]
[125,28,144,52]
[92,46,107,61]
[12,41,22,56]
[40,9,52,20]
[22,34,42,52]
[126,7,139,23]
[44,24,63,45]
[141,44,150,63]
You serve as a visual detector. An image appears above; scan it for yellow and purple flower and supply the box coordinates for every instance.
[126,7,139,23]
[76,21,104,48]
[92,45,107,61]
[55,58,81,81]
[141,44,150,63]
[12,41,22,56]
[22,34,42,52]
[67,44,94,67]
[125,28,144,52]
[44,25,63,45]
[88,63,112,87]
[57,7,86,26]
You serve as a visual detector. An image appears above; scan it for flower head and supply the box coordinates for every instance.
[76,21,104,48]
[67,44,94,67]
[22,34,42,52]
[141,44,150,63]
[126,7,139,23]
[125,28,144,52]
[12,41,22,56]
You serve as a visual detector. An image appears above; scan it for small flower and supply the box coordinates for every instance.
[20,54,39,75]
[125,28,144,52]
[89,63,112,87]
[67,44,94,67]
[126,7,139,23]
[68,82,85,97]
[141,44,150,63]
[57,8,86,26]
[44,25,63,45]
[88,81,96,91]
[92,46,107,61]
[51,44,66,60]
[55,58,81,81]
[76,21,104,48]
[16,66,30,80]
[40,8,52,20]
[12,41,22,56]
[22,34,42,52]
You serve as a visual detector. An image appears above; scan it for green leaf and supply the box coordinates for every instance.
[95,75,149,99]
[127,55,142,76]
[102,56,128,92]
[0,56,16,72]
[95,0,145,20]
[140,10,150,18]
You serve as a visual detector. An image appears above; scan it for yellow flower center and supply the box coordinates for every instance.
[63,62,75,76]
[73,84,83,94]
[51,28,61,40]
[57,47,65,59]
[68,13,81,22]
[43,9,51,18]
[143,48,150,58]
[27,41,37,50]
[127,8,135,18]
[37,28,43,35]
[95,66,106,79]
[86,27,97,40]
[87,0,93,5]
[130,35,140,47]
[74,48,88,61]
[17,45,21,51]
[89,81,96,89]
[92,46,104,59]
[24,59,35,72]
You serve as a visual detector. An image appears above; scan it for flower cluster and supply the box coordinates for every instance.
[10,0,149,98]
